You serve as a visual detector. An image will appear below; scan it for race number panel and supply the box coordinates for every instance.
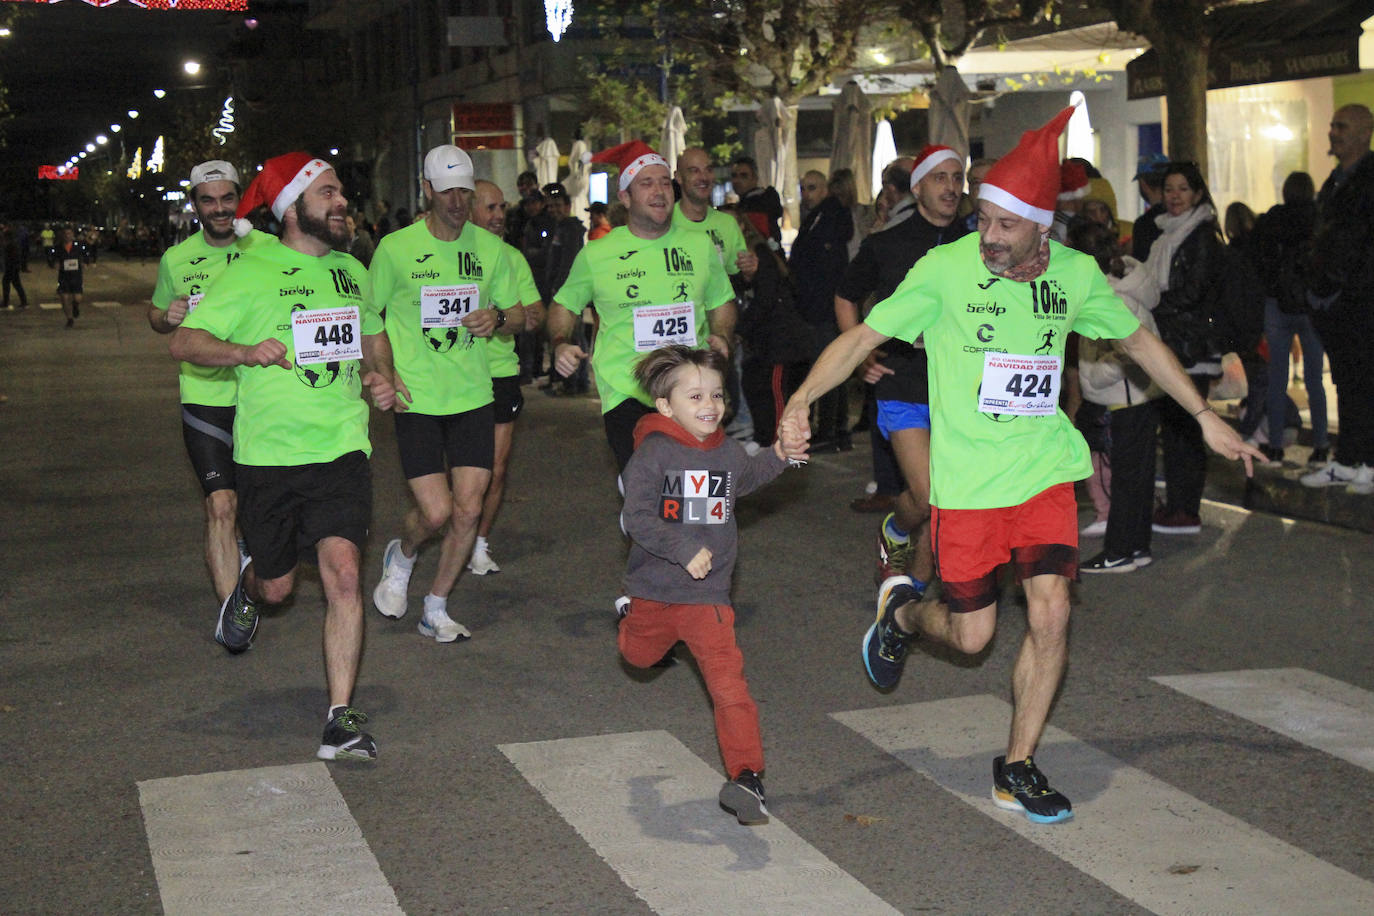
[979,353,1061,417]
[632,302,697,352]
[292,306,362,365]
[421,284,480,329]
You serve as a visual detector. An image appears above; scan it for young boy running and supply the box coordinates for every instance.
[618,345,803,825]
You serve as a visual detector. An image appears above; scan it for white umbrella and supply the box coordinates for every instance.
[831,80,873,204]
[872,119,897,201]
[533,137,560,188]
[927,65,972,164]
[659,106,688,177]
[1066,90,1094,162]
[565,139,591,229]
[753,96,798,227]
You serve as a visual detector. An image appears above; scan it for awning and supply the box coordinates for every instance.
[1127,0,1374,99]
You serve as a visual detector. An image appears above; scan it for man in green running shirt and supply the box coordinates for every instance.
[548,140,736,475]
[148,159,275,621]
[172,152,402,762]
[782,108,1263,824]
[368,146,525,641]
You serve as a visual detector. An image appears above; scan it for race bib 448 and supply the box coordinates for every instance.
[292,306,362,365]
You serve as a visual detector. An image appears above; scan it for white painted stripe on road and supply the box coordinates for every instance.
[500,730,899,916]
[137,762,402,916]
[39,301,60,310]
[1153,667,1374,772]
[833,695,1374,915]
[92,300,120,308]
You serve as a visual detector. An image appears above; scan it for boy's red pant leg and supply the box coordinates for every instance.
[619,598,764,778]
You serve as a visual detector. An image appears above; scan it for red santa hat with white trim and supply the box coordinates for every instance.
[910,144,962,189]
[232,152,333,237]
[977,105,1078,227]
[1058,160,1089,202]
[590,140,669,191]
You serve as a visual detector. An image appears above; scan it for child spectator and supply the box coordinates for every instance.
[618,345,802,825]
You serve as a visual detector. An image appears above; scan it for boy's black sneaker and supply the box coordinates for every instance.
[992,755,1073,824]
[718,769,768,825]
[317,707,377,762]
[863,576,920,689]
[214,559,258,654]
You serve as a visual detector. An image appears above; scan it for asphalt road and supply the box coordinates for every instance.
[2,257,1371,915]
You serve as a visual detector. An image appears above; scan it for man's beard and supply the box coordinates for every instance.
[200,210,236,241]
[297,205,348,250]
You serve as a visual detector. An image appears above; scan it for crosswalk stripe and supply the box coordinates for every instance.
[833,695,1374,915]
[500,730,900,915]
[1152,667,1374,772]
[137,763,403,916]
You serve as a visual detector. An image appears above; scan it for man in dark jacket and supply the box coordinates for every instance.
[1302,104,1374,491]
[788,170,853,450]
[731,157,784,243]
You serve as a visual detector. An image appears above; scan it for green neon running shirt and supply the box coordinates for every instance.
[553,223,734,412]
[181,242,381,467]
[671,202,747,276]
[865,235,1140,509]
[152,229,276,406]
[482,239,538,380]
[369,220,519,415]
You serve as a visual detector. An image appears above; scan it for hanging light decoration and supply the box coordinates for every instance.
[212,96,236,146]
[545,0,574,42]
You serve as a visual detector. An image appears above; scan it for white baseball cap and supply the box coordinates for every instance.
[423,145,475,192]
[189,159,240,190]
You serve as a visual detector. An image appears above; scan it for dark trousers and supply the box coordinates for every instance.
[741,359,808,446]
[2,268,25,308]
[1313,303,1374,465]
[1157,375,1211,516]
[1103,399,1159,557]
[808,323,848,441]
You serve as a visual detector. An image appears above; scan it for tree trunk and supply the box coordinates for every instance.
[1157,30,1210,177]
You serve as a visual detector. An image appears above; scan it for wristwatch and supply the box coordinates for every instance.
[494,308,506,329]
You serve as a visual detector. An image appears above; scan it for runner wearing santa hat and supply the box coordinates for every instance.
[171,151,404,763]
[547,140,737,475]
[782,108,1261,824]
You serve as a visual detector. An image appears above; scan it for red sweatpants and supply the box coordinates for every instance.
[618,598,764,778]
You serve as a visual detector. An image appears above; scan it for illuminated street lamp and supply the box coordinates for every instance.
[153,89,166,99]
[128,110,139,119]
[111,124,122,133]
[85,143,96,153]
[96,135,109,145]
[183,60,201,76]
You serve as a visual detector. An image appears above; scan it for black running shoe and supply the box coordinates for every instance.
[992,755,1073,824]
[718,769,769,825]
[1079,551,1137,574]
[214,560,258,654]
[317,707,377,762]
[863,576,920,689]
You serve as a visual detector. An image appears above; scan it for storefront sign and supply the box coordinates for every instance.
[1128,33,1360,99]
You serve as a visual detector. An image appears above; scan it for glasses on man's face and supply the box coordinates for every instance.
[802,184,820,191]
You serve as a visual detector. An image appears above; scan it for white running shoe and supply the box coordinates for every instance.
[372,538,411,619]
[417,608,471,643]
[467,544,501,575]
[1300,460,1363,488]
[1349,465,1374,495]
[1079,519,1108,537]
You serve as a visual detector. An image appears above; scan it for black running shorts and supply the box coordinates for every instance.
[181,404,236,496]
[235,450,372,580]
[602,398,655,476]
[491,375,524,424]
[393,404,495,479]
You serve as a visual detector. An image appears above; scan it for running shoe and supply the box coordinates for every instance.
[317,707,377,762]
[214,557,257,654]
[992,755,1073,824]
[875,512,914,584]
[863,575,919,689]
[467,543,501,576]
[1079,551,1137,574]
[1129,548,1153,568]
[1079,519,1108,537]
[718,769,769,825]
[372,538,411,619]
[417,607,471,643]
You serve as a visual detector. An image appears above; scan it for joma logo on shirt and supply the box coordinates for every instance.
[659,469,730,525]
[1031,280,1068,318]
